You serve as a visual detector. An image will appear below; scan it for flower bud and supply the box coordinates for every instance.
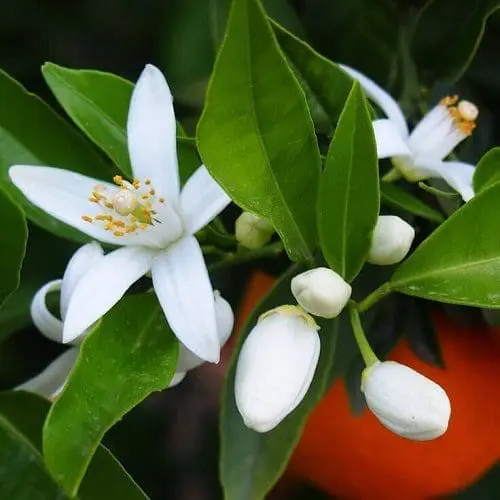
[235,305,320,432]
[235,212,274,249]
[368,216,415,265]
[291,267,351,318]
[362,361,451,441]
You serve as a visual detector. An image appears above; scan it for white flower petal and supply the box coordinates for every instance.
[416,160,475,202]
[151,236,219,363]
[63,246,156,343]
[177,291,234,372]
[168,371,187,388]
[127,64,180,206]
[30,280,63,343]
[235,307,320,433]
[16,347,79,399]
[60,242,104,319]
[339,64,409,138]
[373,119,411,159]
[9,166,168,247]
[180,165,231,235]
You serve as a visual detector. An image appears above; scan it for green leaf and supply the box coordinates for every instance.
[42,63,134,177]
[272,20,356,125]
[473,147,500,193]
[0,69,111,242]
[380,182,444,223]
[0,187,27,307]
[0,413,68,500]
[0,392,148,500]
[220,265,339,499]
[43,293,178,496]
[317,82,380,282]
[391,183,500,307]
[411,0,500,83]
[197,0,321,264]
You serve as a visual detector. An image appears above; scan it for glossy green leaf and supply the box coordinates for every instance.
[0,413,68,500]
[197,0,321,264]
[411,0,500,83]
[220,265,338,500]
[0,391,148,500]
[42,63,134,176]
[473,147,500,193]
[317,82,380,282]
[0,187,27,308]
[272,20,356,125]
[380,182,444,223]
[391,183,500,307]
[43,293,178,496]
[0,69,111,242]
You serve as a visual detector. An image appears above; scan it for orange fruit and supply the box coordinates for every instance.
[236,272,500,499]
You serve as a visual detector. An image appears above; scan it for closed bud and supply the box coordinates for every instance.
[362,361,451,441]
[291,267,351,318]
[235,305,320,432]
[235,212,274,249]
[368,215,415,265]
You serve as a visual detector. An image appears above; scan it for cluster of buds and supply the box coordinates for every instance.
[234,214,450,441]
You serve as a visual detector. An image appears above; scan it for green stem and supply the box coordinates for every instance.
[357,282,392,313]
[349,303,379,368]
[208,241,284,271]
[381,168,402,182]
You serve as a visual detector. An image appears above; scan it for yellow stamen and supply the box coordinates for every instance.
[113,175,124,186]
[81,215,93,223]
[113,231,125,237]
[441,95,478,136]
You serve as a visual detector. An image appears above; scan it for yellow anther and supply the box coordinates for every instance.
[140,223,148,230]
[88,197,99,203]
[126,224,137,233]
[113,231,125,237]
[105,202,113,209]
[113,175,124,186]
[95,214,113,221]
[159,197,165,203]
[141,194,150,200]
[104,223,113,231]
[81,215,93,223]
[440,95,459,107]
[149,188,156,196]
[114,220,126,228]
[132,179,141,189]
[145,179,151,185]
[92,191,105,200]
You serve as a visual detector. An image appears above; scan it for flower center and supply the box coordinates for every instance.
[440,95,478,136]
[81,175,166,237]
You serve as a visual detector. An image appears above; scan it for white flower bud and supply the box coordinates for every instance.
[235,212,274,249]
[362,361,451,441]
[291,267,351,318]
[235,305,320,433]
[368,215,415,265]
